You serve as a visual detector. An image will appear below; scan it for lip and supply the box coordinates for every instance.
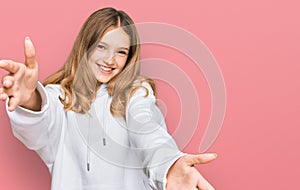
[96,63,115,74]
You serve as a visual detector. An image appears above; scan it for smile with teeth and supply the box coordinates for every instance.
[97,64,115,74]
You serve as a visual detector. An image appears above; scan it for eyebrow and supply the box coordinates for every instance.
[99,41,129,51]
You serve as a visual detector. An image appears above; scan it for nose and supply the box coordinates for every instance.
[103,51,115,65]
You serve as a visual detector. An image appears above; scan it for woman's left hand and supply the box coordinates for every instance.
[166,153,217,190]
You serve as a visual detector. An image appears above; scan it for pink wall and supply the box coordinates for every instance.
[0,0,299,189]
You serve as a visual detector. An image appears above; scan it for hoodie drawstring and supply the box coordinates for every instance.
[87,114,91,171]
[86,91,109,172]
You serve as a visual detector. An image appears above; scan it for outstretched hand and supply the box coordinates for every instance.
[0,37,40,111]
[166,153,217,190]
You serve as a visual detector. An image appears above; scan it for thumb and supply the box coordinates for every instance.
[185,153,217,166]
[24,36,37,69]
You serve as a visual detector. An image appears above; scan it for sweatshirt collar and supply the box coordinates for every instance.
[97,83,108,97]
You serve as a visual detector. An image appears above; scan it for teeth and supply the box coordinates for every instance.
[102,66,111,71]
[99,65,112,72]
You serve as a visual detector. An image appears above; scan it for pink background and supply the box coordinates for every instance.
[0,0,299,189]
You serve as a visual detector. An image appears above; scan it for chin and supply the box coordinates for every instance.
[97,77,111,83]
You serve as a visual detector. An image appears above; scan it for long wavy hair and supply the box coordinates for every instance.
[43,7,155,119]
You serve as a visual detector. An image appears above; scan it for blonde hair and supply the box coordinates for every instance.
[43,7,155,119]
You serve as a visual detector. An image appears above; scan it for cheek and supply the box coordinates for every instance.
[89,51,105,62]
[116,57,128,69]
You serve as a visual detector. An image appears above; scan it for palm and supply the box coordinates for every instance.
[166,153,217,190]
[167,166,201,188]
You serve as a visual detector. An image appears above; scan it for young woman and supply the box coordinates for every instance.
[0,7,216,190]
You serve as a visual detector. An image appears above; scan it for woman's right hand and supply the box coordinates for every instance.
[0,37,41,111]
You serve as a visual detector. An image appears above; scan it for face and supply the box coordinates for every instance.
[88,27,130,83]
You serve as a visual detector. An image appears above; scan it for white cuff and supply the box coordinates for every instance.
[6,81,49,115]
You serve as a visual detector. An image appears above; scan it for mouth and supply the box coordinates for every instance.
[96,63,115,74]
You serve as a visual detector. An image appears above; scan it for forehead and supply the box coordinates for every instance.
[100,27,130,48]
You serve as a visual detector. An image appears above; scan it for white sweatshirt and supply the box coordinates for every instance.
[6,82,183,190]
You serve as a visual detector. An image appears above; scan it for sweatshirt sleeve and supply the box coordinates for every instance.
[6,82,65,170]
[126,82,184,190]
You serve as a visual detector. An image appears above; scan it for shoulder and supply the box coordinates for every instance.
[127,78,156,108]
[130,77,156,97]
[44,84,64,98]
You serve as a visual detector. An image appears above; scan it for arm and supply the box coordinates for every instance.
[6,83,64,170]
[126,82,183,189]
[126,82,216,190]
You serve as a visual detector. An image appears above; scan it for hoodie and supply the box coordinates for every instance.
[6,81,183,190]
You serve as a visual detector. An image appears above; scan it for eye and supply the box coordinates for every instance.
[118,50,128,56]
[98,44,105,50]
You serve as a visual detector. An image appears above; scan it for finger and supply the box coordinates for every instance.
[0,77,15,97]
[185,153,217,166]
[24,36,37,69]
[7,96,19,112]
[2,75,15,88]
[197,173,214,190]
[0,60,20,74]
[0,92,8,101]
[1,85,14,98]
